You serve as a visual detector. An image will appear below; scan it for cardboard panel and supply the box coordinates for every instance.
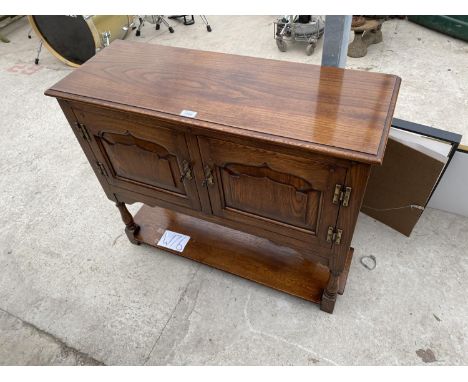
[362,137,446,236]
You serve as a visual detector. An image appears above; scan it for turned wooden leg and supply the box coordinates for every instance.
[320,272,340,314]
[116,202,140,245]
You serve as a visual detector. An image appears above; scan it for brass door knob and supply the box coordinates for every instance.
[202,165,214,187]
[180,160,193,182]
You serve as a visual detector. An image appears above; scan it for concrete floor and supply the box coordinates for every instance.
[0,16,467,366]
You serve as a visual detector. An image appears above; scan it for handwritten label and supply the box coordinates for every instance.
[180,110,197,118]
[157,230,191,252]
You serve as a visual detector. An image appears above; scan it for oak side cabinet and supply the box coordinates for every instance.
[46,40,400,313]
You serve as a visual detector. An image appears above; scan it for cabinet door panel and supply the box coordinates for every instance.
[99,130,185,194]
[198,137,346,249]
[72,106,201,211]
[220,163,321,231]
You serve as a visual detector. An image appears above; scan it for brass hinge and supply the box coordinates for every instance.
[75,122,91,141]
[332,184,352,207]
[96,162,108,177]
[326,226,343,245]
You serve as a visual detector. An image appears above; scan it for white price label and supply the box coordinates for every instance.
[180,109,197,118]
[157,230,191,253]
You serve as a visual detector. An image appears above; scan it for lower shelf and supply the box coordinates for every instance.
[133,205,353,305]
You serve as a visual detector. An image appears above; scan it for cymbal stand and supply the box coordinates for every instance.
[199,16,212,32]
[168,15,213,32]
[34,41,43,65]
[135,15,174,36]
[27,28,43,65]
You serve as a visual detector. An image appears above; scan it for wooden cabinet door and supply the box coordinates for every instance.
[198,137,347,251]
[72,105,201,211]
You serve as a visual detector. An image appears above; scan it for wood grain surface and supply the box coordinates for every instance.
[46,41,401,312]
[133,204,354,304]
[46,40,400,164]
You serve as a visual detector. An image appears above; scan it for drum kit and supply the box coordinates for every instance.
[28,15,212,67]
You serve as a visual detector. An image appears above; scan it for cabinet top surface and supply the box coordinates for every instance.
[46,40,400,164]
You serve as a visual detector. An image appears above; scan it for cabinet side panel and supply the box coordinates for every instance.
[56,99,116,202]
[329,162,371,273]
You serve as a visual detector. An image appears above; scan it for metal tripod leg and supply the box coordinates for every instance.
[200,15,212,32]
[34,41,43,65]
[136,17,144,36]
[156,16,174,33]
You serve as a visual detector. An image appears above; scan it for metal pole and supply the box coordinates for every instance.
[321,15,352,68]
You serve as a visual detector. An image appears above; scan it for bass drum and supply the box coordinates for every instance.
[28,15,133,67]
